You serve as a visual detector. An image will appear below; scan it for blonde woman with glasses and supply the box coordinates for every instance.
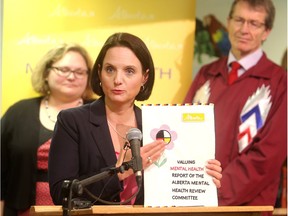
[1,43,95,216]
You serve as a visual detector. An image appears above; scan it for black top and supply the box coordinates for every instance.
[1,96,94,214]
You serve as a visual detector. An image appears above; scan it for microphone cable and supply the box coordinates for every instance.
[78,143,141,205]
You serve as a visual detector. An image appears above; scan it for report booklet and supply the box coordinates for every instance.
[142,104,218,207]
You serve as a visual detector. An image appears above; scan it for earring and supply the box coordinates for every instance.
[100,82,102,87]
[141,85,145,92]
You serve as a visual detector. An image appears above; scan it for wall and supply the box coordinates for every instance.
[0,0,3,115]
[1,0,287,116]
[1,0,196,115]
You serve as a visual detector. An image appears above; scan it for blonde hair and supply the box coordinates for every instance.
[31,43,94,100]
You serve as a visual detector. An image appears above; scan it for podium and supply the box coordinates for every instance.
[30,205,274,216]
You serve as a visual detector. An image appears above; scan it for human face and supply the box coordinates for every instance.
[47,51,88,100]
[227,1,271,59]
[100,46,148,106]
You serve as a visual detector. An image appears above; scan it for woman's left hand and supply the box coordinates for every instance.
[205,159,222,188]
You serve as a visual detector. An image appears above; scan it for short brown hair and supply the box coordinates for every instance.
[31,43,94,100]
[228,0,275,30]
[91,32,155,101]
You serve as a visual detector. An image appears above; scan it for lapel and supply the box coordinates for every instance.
[89,98,115,167]
[245,53,272,80]
[205,57,228,79]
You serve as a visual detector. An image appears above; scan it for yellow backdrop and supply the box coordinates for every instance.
[2,0,196,115]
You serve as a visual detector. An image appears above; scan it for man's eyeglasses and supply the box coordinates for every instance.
[51,66,88,79]
[230,16,266,31]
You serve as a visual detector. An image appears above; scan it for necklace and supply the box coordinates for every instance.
[44,97,83,123]
[107,120,128,141]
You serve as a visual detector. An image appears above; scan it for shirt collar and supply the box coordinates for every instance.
[228,48,263,71]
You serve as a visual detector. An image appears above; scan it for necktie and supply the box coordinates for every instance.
[228,61,241,85]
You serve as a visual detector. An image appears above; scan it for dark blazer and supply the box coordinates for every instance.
[1,97,44,211]
[48,97,144,205]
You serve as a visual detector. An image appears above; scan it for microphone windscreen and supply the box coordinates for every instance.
[126,128,142,141]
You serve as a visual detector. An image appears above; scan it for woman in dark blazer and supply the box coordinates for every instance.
[48,32,223,206]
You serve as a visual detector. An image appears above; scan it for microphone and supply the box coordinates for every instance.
[126,128,143,187]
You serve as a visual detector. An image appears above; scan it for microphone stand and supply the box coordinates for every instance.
[62,160,133,216]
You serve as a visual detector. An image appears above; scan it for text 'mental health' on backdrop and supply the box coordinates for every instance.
[1,0,196,115]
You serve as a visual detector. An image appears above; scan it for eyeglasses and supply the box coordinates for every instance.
[51,66,88,79]
[230,16,265,31]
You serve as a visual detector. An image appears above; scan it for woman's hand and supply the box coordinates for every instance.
[205,159,222,188]
[116,140,166,180]
[140,140,166,170]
